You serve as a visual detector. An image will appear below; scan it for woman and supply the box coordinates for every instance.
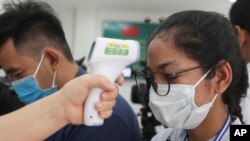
[136,10,248,140]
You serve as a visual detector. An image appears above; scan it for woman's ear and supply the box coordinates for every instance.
[212,61,232,94]
[43,48,59,71]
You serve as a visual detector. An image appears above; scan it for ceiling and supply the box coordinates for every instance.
[42,0,234,15]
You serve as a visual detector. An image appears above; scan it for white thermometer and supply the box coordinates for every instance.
[84,37,140,126]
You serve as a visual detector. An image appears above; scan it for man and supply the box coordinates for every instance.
[229,0,250,124]
[0,0,141,140]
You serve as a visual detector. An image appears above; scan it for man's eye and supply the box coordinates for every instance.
[12,73,23,80]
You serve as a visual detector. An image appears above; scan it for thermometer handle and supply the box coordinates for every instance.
[84,88,103,126]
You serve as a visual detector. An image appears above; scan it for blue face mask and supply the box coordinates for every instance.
[11,53,57,104]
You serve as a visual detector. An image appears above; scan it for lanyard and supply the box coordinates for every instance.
[214,114,231,141]
[183,114,231,141]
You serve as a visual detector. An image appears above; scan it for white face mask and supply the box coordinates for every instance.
[149,70,218,129]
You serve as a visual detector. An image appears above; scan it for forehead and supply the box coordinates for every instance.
[147,38,198,71]
[0,39,37,72]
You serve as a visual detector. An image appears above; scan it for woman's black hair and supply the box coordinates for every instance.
[148,10,248,123]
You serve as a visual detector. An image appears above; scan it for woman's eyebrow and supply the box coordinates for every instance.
[146,61,177,72]
[157,61,176,70]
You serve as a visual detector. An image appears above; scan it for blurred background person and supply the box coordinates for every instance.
[229,0,250,124]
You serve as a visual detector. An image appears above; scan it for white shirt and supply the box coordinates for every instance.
[151,117,241,141]
[240,63,250,124]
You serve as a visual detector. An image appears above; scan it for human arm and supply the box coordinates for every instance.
[0,74,117,141]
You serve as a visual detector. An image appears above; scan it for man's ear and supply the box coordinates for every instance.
[235,25,247,48]
[212,61,232,94]
[43,48,59,71]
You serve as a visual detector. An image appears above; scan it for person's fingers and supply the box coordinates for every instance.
[95,100,116,112]
[59,74,118,125]
[59,74,115,112]
[116,74,124,86]
[100,85,118,101]
[98,110,113,119]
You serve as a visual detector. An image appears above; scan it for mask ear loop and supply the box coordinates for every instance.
[210,93,218,104]
[193,68,213,88]
[51,71,56,87]
[34,53,45,78]
[193,68,219,106]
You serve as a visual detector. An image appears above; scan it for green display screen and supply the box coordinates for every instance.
[102,20,158,78]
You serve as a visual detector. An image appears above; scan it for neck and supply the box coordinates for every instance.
[57,61,79,89]
[187,97,228,141]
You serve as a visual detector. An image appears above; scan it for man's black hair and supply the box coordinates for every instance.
[0,0,74,61]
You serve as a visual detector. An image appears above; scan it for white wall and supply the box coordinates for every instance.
[73,8,170,60]
[73,8,96,60]
[53,7,76,54]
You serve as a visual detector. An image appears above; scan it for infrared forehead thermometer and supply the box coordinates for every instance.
[84,37,140,126]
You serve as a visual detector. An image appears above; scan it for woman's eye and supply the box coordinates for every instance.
[166,74,179,82]
[169,74,178,79]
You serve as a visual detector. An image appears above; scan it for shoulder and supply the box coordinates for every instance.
[109,94,141,140]
[113,95,139,126]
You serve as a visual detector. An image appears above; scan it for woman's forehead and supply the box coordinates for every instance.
[147,38,199,70]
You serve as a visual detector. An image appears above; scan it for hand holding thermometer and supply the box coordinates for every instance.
[84,37,140,126]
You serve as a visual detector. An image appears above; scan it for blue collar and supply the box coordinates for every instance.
[75,66,86,77]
